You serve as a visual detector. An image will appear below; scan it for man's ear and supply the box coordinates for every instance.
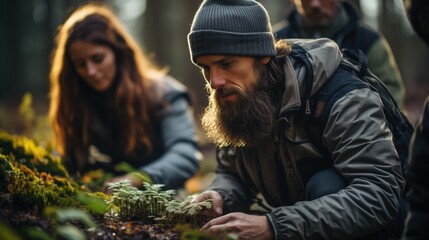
[262,57,271,64]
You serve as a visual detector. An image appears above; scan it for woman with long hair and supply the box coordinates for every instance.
[49,3,201,190]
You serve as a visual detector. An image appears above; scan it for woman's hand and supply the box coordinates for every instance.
[102,172,150,193]
[201,212,273,240]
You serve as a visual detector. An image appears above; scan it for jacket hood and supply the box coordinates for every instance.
[279,38,343,114]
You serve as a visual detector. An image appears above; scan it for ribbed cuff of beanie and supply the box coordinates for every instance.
[188,30,276,63]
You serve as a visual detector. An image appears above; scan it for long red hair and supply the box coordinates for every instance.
[49,3,165,169]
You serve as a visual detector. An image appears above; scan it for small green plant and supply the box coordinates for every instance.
[106,180,175,220]
[162,194,213,227]
[107,181,215,228]
[1,129,221,239]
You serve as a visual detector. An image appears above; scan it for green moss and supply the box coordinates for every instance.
[0,129,218,238]
[5,164,79,208]
[0,130,69,178]
[0,130,83,209]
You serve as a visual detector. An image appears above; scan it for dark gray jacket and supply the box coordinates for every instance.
[403,96,429,240]
[208,39,405,239]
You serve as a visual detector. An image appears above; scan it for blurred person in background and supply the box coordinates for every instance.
[402,0,429,239]
[48,3,201,191]
[273,0,406,109]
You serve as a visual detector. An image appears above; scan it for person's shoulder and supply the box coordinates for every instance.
[272,7,297,37]
[160,75,188,94]
[272,19,289,36]
[355,22,382,38]
[154,75,190,104]
[342,1,381,37]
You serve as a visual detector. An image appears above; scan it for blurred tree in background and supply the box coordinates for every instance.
[1,0,428,140]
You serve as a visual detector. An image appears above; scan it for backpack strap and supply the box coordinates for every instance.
[305,66,369,157]
[288,44,336,157]
[342,49,414,179]
[310,49,414,188]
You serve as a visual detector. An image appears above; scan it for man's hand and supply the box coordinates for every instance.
[201,212,273,240]
[191,190,223,216]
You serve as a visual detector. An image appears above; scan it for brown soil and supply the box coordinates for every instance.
[1,199,180,240]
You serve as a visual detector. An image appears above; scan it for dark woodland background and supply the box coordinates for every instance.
[1,0,428,152]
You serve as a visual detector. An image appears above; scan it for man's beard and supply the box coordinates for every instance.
[201,69,278,147]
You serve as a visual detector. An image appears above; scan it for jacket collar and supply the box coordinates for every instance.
[278,38,343,116]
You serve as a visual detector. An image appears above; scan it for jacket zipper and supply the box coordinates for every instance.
[276,120,303,194]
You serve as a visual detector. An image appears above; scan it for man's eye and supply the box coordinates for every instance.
[220,61,233,69]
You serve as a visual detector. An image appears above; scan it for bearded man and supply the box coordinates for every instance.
[187,0,405,239]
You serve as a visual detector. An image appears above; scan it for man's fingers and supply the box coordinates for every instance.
[191,191,223,215]
[201,213,239,231]
[201,215,227,231]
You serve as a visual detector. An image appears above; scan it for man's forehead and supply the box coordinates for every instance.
[196,55,234,65]
[196,55,257,65]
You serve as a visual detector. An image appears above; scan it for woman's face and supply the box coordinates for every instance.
[68,40,117,92]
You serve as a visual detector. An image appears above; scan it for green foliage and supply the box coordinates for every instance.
[177,224,218,240]
[76,192,109,215]
[0,130,111,212]
[162,194,214,228]
[107,180,174,220]
[5,164,80,209]
[0,221,22,240]
[107,181,215,228]
[1,129,219,239]
[44,207,97,228]
[21,226,53,240]
[0,129,69,178]
[56,225,87,240]
[176,224,239,240]
[44,207,96,240]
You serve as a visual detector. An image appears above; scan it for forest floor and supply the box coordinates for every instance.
[1,197,182,240]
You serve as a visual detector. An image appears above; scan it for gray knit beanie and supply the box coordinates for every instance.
[187,0,276,64]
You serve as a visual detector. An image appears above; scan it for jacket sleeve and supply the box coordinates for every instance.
[403,96,429,240]
[208,147,255,213]
[267,88,405,239]
[140,77,201,189]
[366,36,405,109]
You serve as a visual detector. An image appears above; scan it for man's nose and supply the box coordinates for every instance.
[209,69,226,89]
